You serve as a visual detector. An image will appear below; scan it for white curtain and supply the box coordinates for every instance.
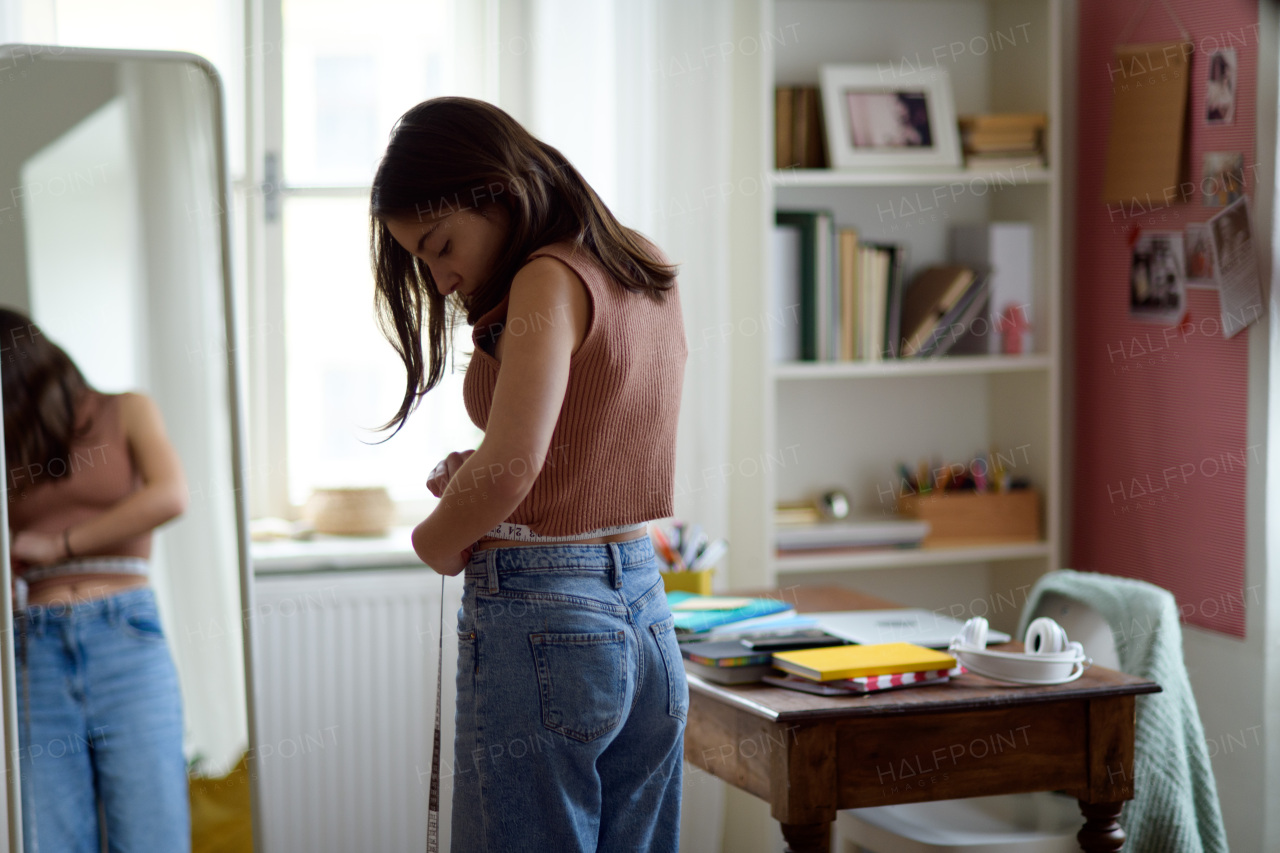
[517,2,736,848]
[521,0,734,563]
[124,61,247,776]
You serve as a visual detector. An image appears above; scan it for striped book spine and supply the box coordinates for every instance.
[836,666,965,692]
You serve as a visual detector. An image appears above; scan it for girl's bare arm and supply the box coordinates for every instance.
[411,256,590,572]
[15,392,189,563]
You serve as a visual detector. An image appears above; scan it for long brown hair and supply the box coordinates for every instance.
[0,307,94,491]
[369,96,677,437]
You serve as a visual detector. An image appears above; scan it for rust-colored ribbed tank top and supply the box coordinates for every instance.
[6,391,150,559]
[462,240,687,537]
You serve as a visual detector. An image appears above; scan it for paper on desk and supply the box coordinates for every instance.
[669,597,753,611]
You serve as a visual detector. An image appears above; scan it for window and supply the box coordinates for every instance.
[20,0,502,522]
[255,0,494,519]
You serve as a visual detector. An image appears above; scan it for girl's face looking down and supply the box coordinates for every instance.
[385,203,511,301]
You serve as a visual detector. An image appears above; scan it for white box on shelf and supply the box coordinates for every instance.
[951,222,1035,354]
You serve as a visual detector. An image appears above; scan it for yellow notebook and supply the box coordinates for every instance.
[771,642,956,682]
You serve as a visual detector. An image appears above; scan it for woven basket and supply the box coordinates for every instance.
[303,487,395,536]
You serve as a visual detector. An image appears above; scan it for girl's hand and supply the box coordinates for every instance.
[426,545,474,577]
[427,450,475,498]
[11,530,65,566]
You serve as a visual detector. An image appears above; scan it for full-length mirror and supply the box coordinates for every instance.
[0,46,255,852]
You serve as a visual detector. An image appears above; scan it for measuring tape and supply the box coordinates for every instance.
[427,574,444,852]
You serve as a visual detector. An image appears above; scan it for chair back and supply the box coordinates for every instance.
[1027,591,1120,671]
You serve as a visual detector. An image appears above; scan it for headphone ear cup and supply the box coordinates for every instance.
[959,616,989,649]
[1025,617,1068,654]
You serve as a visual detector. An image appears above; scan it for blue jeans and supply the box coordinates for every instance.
[14,586,189,853]
[451,536,687,852]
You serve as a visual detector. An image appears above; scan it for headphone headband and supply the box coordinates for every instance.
[949,616,1091,685]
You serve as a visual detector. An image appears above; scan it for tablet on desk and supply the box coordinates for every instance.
[808,608,1011,649]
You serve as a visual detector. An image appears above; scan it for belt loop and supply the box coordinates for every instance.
[485,548,501,594]
[608,542,624,589]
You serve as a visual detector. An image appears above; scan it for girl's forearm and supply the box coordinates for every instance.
[411,447,536,563]
[65,483,188,556]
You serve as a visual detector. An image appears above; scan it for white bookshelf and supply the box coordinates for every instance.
[727,0,1064,592]
[772,165,1055,188]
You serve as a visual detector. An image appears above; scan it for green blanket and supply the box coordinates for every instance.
[1018,569,1228,853]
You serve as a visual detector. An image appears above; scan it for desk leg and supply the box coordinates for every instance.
[781,821,830,853]
[1076,800,1125,852]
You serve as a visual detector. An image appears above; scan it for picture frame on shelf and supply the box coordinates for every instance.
[819,64,962,170]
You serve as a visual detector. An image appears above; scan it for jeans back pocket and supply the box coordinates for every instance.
[650,615,689,722]
[529,630,627,743]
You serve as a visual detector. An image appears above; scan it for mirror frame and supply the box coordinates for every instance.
[0,44,262,852]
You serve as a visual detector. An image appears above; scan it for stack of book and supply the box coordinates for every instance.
[774,210,907,362]
[765,642,962,695]
[958,113,1048,168]
[774,500,823,526]
[774,86,827,169]
[671,591,840,684]
[667,591,797,637]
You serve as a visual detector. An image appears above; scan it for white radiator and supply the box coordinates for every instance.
[253,569,462,853]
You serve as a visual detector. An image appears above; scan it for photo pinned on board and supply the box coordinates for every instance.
[1205,48,1237,125]
[1183,223,1216,289]
[1207,197,1264,339]
[1129,231,1187,327]
[1203,152,1245,208]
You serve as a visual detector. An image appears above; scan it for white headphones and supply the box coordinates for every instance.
[949,616,1091,685]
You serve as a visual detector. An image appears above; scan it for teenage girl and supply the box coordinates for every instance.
[3,307,190,852]
[369,97,688,852]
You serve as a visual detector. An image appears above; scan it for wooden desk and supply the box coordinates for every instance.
[682,586,1161,853]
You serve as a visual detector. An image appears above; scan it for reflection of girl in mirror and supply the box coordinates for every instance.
[369,98,687,851]
[2,308,190,853]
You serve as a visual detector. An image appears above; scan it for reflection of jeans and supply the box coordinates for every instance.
[451,536,687,852]
[14,587,189,853]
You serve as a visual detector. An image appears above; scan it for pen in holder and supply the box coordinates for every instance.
[650,521,725,595]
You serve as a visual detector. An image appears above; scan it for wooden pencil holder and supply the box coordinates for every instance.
[660,569,714,596]
[897,489,1041,546]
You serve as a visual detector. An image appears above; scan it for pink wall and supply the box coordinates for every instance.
[1072,0,1260,636]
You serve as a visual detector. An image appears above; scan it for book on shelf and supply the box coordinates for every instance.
[772,222,803,361]
[774,87,794,169]
[898,265,979,358]
[771,642,957,682]
[838,228,859,361]
[774,517,930,551]
[913,272,990,359]
[774,86,827,169]
[958,112,1048,132]
[883,243,909,359]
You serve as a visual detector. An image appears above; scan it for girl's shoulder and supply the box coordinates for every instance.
[115,391,167,439]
